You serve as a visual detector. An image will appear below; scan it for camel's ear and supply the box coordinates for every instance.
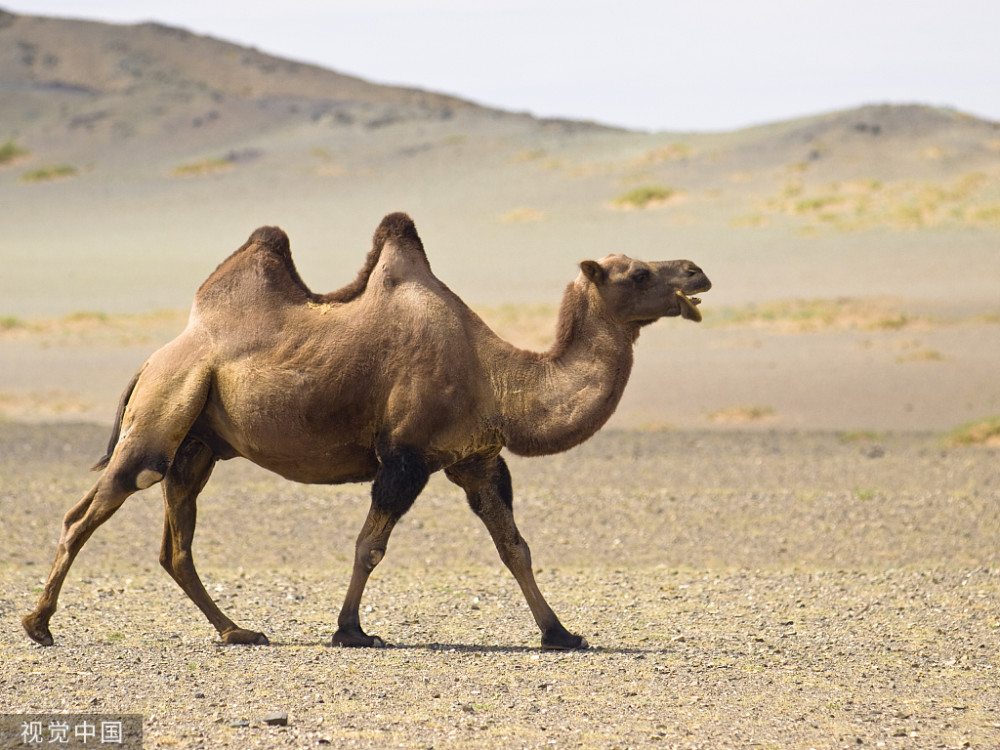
[580,260,606,285]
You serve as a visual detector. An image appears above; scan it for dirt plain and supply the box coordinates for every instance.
[1,423,999,749]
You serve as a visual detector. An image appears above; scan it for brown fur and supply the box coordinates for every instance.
[23,212,711,650]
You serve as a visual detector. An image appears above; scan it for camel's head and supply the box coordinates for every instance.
[579,255,711,324]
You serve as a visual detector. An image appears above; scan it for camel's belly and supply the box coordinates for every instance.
[199,387,381,484]
[244,445,380,485]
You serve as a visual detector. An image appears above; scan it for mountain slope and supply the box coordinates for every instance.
[0,8,575,159]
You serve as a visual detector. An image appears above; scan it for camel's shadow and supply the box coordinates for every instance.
[246,639,663,656]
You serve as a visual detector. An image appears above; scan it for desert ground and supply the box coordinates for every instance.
[2,11,1000,750]
[1,424,999,749]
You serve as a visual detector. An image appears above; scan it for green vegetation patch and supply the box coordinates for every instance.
[20,165,78,183]
[612,184,678,209]
[0,139,29,165]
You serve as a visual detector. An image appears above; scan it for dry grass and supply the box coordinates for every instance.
[507,149,547,164]
[0,390,93,420]
[944,416,1000,447]
[19,165,78,183]
[708,297,920,333]
[632,142,692,165]
[738,171,1000,231]
[611,184,679,210]
[499,207,544,223]
[896,348,945,363]
[0,139,29,165]
[707,405,775,423]
[0,310,187,346]
[170,157,233,178]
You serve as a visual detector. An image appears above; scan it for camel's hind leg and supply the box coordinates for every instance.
[22,455,163,646]
[23,351,213,646]
[159,436,268,645]
[447,455,588,650]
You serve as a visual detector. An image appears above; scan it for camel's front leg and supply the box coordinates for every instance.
[447,455,588,650]
[333,446,428,647]
[160,437,268,645]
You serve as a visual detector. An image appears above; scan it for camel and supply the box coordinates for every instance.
[22,212,711,650]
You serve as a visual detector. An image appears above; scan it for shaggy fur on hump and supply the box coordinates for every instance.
[321,212,427,304]
[197,212,428,306]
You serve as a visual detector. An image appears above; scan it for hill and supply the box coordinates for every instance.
[2,9,997,175]
[0,8,607,164]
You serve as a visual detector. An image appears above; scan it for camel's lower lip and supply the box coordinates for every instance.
[676,290,703,322]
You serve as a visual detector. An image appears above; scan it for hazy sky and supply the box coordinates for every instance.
[8,1,1000,132]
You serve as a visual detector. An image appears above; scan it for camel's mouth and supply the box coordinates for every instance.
[676,290,703,322]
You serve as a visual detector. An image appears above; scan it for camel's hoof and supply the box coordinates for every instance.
[332,628,385,648]
[221,628,270,645]
[541,632,589,651]
[22,614,54,647]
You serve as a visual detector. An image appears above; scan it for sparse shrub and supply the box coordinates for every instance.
[65,311,110,324]
[896,349,944,363]
[509,149,546,163]
[731,213,770,228]
[170,157,232,177]
[612,185,676,209]
[750,171,999,231]
[0,139,29,165]
[635,143,691,164]
[707,405,774,423]
[20,165,78,183]
[707,298,921,332]
[944,416,1000,447]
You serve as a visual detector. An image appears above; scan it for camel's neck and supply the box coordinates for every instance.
[494,281,637,456]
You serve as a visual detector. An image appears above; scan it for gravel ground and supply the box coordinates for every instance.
[1,423,998,749]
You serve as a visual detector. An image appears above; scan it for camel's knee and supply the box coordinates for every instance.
[57,483,125,548]
[358,546,385,573]
[104,451,170,493]
[158,545,171,572]
[497,532,532,571]
[160,546,191,575]
[158,537,176,572]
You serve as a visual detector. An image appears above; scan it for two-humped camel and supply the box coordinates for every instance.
[23,212,710,650]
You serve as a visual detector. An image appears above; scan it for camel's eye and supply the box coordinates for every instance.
[630,268,651,284]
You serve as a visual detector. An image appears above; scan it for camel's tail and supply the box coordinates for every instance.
[91,365,144,471]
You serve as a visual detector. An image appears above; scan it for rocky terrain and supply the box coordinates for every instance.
[2,423,999,749]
